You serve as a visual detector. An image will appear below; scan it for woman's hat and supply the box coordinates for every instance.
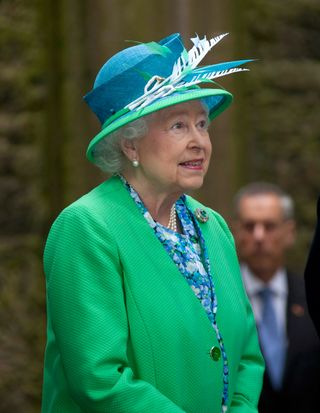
[84,32,252,162]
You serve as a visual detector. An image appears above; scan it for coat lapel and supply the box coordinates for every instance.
[102,177,217,336]
[185,196,248,344]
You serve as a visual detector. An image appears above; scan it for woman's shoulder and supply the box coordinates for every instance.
[59,176,123,214]
[50,176,126,230]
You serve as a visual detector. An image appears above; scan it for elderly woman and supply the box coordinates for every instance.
[41,33,264,412]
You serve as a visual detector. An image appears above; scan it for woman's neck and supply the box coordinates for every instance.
[120,172,181,226]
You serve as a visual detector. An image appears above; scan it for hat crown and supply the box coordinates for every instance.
[85,33,184,124]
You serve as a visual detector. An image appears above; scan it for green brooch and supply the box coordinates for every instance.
[194,208,209,223]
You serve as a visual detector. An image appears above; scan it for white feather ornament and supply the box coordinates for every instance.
[126,33,253,111]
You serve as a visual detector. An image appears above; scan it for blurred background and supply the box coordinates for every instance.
[1,0,320,411]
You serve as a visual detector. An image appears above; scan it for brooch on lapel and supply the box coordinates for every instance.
[194,208,209,223]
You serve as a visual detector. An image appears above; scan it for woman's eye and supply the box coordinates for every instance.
[172,122,185,131]
[198,119,209,130]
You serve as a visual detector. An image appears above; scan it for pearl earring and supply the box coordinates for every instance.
[132,159,139,168]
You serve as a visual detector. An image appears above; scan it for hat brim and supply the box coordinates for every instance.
[86,88,233,163]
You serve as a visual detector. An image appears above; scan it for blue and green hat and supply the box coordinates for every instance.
[84,32,252,163]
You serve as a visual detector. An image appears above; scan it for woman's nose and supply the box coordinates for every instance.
[189,126,207,148]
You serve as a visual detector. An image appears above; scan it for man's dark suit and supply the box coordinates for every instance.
[258,271,320,413]
[304,196,320,337]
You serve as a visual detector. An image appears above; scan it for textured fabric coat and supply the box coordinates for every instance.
[41,176,264,412]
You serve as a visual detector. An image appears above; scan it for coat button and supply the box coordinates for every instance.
[209,346,221,361]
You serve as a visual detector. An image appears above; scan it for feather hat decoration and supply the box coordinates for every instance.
[84,32,253,163]
[126,34,251,111]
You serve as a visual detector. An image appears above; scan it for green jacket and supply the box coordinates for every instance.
[42,175,264,412]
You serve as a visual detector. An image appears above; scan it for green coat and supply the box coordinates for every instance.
[42,175,264,412]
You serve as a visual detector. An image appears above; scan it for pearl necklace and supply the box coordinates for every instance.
[167,204,177,232]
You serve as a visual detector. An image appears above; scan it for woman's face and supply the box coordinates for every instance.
[132,100,212,197]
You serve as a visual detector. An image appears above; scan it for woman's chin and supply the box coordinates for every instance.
[178,176,205,192]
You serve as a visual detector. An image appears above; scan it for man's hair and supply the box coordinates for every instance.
[233,182,294,220]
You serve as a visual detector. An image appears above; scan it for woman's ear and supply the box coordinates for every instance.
[120,139,138,162]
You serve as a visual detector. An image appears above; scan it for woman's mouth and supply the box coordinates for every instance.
[179,159,204,170]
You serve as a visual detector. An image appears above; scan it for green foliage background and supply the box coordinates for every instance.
[0,0,319,411]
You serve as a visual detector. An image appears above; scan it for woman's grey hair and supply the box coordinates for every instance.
[233,182,294,220]
[92,117,150,173]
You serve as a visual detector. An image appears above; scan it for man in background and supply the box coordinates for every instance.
[232,182,320,413]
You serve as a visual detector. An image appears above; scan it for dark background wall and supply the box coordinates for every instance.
[0,0,319,411]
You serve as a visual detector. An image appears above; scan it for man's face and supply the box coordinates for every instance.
[233,194,295,282]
